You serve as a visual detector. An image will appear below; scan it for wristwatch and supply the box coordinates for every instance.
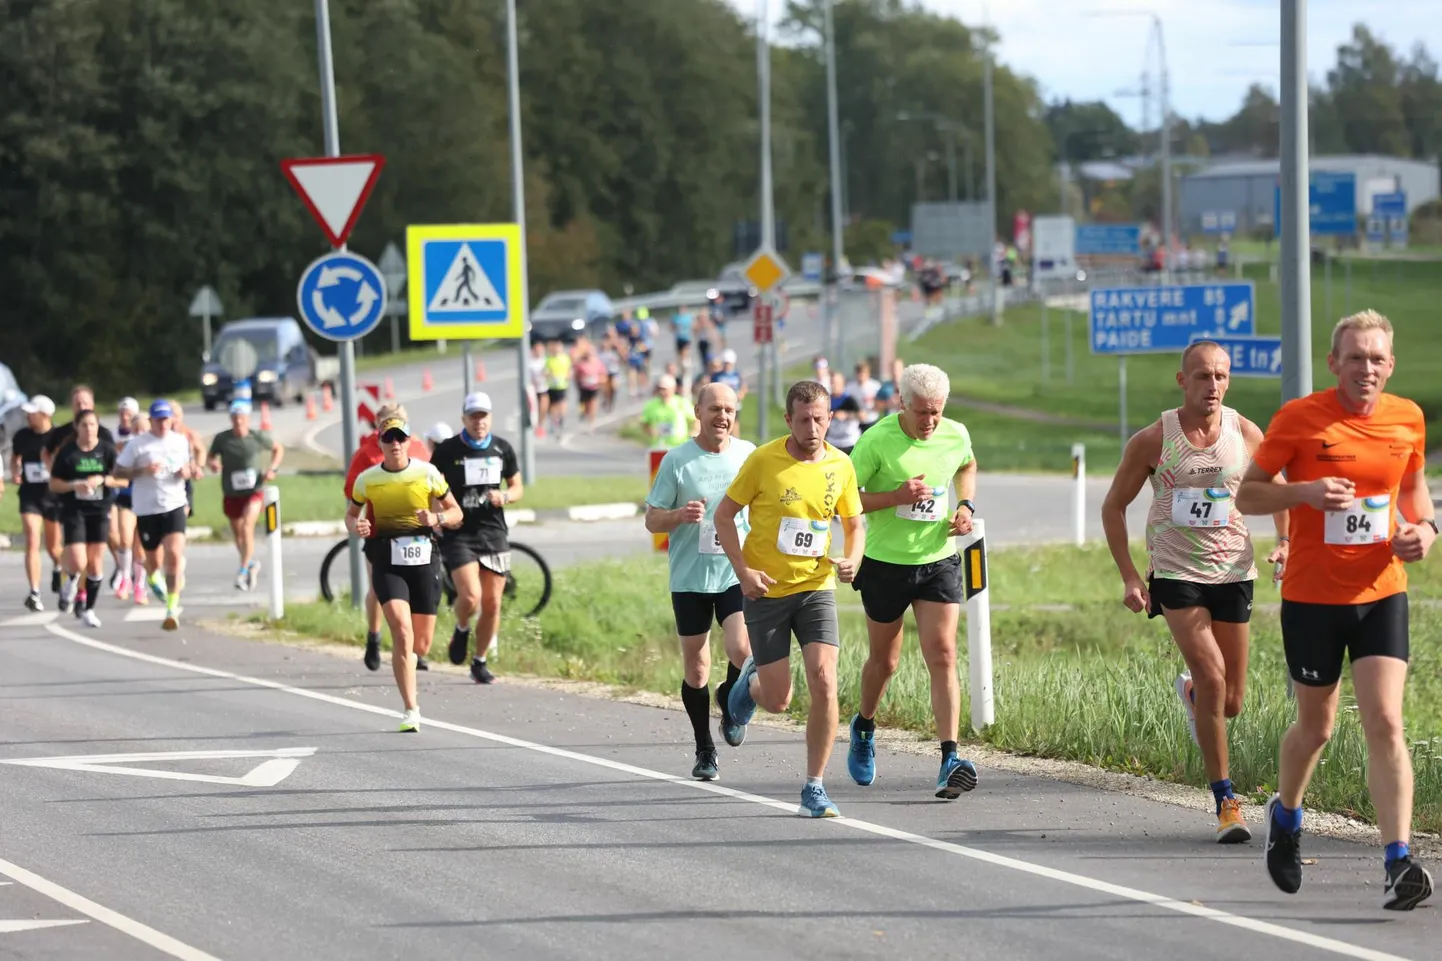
[958,499,977,515]
[1424,518,1440,536]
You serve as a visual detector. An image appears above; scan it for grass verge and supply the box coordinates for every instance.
[258,538,1442,832]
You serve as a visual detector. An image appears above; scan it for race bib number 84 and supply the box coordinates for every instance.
[1325,495,1391,546]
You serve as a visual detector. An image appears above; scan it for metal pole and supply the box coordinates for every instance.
[463,343,474,397]
[1157,16,1173,281]
[507,0,536,483]
[1280,0,1312,409]
[1345,255,1352,315]
[945,125,958,203]
[202,310,212,361]
[1070,444,1086,546]
[823,0,844,366]
[1324,250,1333,327]
[1065,309,1075,385]
[313,0,364,610]
[756,0,774,441]
[983,18,1000,326]
[390,314,400,355]
[1040,293,1050,383]
[1118,356,1128,446]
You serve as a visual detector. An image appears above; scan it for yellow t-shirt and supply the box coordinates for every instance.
[545,353,573,390]
[724,437,861,596]
[351,459,450,538]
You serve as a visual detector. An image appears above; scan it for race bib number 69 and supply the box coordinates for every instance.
[777,516,829,558]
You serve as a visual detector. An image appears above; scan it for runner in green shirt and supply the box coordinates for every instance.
[843,363,980,799]
[205,400,283,591]
[641,374,696,448]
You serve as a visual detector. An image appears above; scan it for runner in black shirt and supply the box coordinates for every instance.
[10,395,61,610]
[43,384,115,460]
[434,392,524,684]
[48,409,122,627]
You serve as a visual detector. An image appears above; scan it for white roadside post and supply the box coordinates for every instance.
[263,485,284,620]
[958,519,993,731]
[1071,443,1086,546]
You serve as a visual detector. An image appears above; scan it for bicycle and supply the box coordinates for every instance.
[318,537,553,618]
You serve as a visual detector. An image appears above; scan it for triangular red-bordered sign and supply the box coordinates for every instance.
[280,154,385,248]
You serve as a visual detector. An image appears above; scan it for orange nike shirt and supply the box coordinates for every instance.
[1252,389,1425,605]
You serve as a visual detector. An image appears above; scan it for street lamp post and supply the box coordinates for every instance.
[824,0,845,380]
[506,0,536,483]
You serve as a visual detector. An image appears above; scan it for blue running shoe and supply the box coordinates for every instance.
[847,714,876,786]
[936,754,978,799]
[726,656,758,727]
[717,682,747,747]
[798,782,840,818]
[147,571,167,604]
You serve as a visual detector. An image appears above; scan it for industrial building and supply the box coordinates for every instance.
[1178,154,1440,237]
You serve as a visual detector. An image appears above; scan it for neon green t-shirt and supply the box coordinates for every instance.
[642,396,695,448]
[849,413,973,566]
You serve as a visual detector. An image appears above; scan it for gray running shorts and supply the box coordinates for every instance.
[743,590,839,667]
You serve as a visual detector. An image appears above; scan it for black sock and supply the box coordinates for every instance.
[473,655,487,666]
[85,577,102,610]
[855,715,876,734]
[726,662,741,687]
[681,681,714,751]
[455,625,471,638]
[941,740,958,758]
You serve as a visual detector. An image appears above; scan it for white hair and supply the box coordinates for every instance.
[900,363,950,405]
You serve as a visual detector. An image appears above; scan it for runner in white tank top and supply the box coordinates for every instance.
[1101,341,1290,845]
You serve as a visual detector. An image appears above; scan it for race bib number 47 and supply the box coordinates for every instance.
[1171,488,1230,528]
[1325,495,1391,546]
[777,516,829,558]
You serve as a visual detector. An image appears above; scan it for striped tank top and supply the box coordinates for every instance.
[1145,407,1256,584]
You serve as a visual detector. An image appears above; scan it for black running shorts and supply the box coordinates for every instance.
[1281,593,1409,688]
[137,507,187,552]
[62,511,110,546]
[19,490,60,522]
[366,539,442,616]
[853,554,964,624]
[1147,576,1254,624]
[671,585,745,637]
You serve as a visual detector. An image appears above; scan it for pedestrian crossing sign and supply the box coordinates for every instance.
[406,223,527,340]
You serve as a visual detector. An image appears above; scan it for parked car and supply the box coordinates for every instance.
[200,317,337,410]
[714,263,758,315]
[529,290,614,343]
[0,362,27,461]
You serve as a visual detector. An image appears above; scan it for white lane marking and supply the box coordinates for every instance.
[0,855,221,960]
[124,608,168,623]
[0,919,88,933]
[44,622,1417,961]
[0,612,60,627]
[1,748,315,788]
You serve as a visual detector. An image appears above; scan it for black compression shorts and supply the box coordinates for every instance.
[1281,594,1409,687]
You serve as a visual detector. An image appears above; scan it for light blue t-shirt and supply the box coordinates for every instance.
[673,310,695,340]
[645,438,756,593]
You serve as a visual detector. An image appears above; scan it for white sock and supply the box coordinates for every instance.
[118,549,132,575]
[807,776,823,787]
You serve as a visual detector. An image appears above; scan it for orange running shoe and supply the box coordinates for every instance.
[1217,796,1252,844]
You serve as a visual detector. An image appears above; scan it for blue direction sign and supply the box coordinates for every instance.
[1191,334,1282,378]
[1274,171,1357,237]
[1089,282,1256,355]
[1076,224,1142,256]
[801,252,824,282]
[296,251,386,343]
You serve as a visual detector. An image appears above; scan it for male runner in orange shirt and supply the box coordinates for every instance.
[1237,310,1435,911]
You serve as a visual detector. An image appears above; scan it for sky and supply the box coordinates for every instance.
[732,1,1442,124]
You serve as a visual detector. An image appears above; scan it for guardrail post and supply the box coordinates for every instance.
[263,485,284,620]
[1071,443,1085,546]
[959,518,993,732]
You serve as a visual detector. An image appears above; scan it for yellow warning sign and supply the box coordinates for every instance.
[742,248,791,294]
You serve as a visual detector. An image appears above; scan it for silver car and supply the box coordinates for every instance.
[529,290,614,343]
[0,363,28,461]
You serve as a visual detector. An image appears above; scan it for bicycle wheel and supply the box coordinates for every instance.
[506,542,552,618]
[318,538,348,604]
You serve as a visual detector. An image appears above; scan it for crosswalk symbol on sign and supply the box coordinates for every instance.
[406,223,527,340]
[427,242,505,313]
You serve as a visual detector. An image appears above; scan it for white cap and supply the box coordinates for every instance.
[118,396,140,414]
[462,391,492,414]
[721,348,738,364]
[425,421,454,443]
[21,395,56,416]
[657,374,677,390]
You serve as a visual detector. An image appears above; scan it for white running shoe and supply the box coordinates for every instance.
[398,709,421,733]
[80,609,102,629]
[247,561,261,592]
[1175,672,1199,747]
[234,569,249,591]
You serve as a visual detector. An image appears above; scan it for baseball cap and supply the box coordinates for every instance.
[118,396,140,414]
[149,399,174,420]
[377,415,411,437]
[721,349,738,364]
[462,391,492,414]
[21,395,56,416]
[657,374,677,390]
[229,400,253,416]
[425,421,454,444]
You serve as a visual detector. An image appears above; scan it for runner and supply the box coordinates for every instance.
[573,342,607,430]
[434,392,523,685]
[113,400,201,631]
[716,380,865,817]
[43,385,116,610]
[709,349,746,437]
[346,413,461,732]
[343,402,434,673]
[11,395,60,610]
[1101,341,1287,842]
[121,408,151,606]
[599,330,624,413]
[48,409,122,628]
[170,401,206,520]
[423,421,454,453]
[627,307,656,396]
[641,374,695,449]
[108,397,141,600]
[845,363,981,799]
[824,372,861,455]
[544,338,572,437]
[644,383,756,780]
[847,361,882,433]
[528,341,550,431]
[1236,310,1435,910]
[206,399,284,592]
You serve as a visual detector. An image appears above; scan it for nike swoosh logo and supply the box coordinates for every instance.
[1321,441,1340,449]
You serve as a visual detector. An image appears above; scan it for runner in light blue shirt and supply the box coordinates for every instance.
[643,382,756,780]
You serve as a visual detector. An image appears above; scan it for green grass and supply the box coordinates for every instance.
[262,539,1442,832]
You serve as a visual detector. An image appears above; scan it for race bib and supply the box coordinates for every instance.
[895,486,948,522]
[1171,487,1231,528]
[231,468,258,491]
[698,520,725,555]
[777,516,829,558]
[23,462,49,484]
[74,481,103,501]
[1325,495,1391,545]
[464,457,502,487]
[390,536,433,566]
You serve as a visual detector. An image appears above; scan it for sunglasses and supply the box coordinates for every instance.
[380,429,409,444]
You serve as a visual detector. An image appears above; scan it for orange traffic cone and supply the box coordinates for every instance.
[384,376,395,400]
[305,393,317,421]
[322,383,334,412]
[259,401,273,431]
[422,368,434,392]
[474,358,486,382]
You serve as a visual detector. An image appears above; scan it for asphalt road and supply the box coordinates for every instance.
[0,615,1435,961]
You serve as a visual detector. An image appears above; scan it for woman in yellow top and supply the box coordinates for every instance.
[347,415,462,732]
[544,339,574,436]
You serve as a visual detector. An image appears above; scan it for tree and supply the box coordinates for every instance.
[1327,24,1411,156]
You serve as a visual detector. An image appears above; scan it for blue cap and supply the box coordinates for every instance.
[149,399,174,420]
[229,400,253,415]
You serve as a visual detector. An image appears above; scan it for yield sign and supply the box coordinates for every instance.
[281,154,385,248]
[0,748,316,787]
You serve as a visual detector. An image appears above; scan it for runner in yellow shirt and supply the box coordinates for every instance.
[544,339,573,438]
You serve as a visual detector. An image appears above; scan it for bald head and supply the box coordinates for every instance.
[698,381,737,410]
[695,382,738,450]
[1180,340,1228,373]
[1176,340,1231,416]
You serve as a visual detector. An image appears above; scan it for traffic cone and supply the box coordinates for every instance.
[322,383,334,412]
[384,376,395,400]
[422,368,434,392]
[259,401,273,431]
[305,393,317,421]
[474,358,486,382]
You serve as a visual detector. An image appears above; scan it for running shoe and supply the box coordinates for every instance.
[847,714,876,786]
[57,577,76,614]
[80,609,102,629]
[246,561,260,592]
[798,783,840,818]
[24,591,43,613]
[1263,794,1303,894]
[692,747,719,781]
[50,569,60,594]
[114,574,131,601]
[448,625,470,665]
[234,568,249,591]
[133,584,149,606]
[162,605,181,632]
[108,567,123,591]
[398,708,421,733]
[1383,857,1434,911]
[717,682,747,748]
[471,658,494,684]
[726,656,758,727]
[1175,672,1199,747]
[147,571,167,604]
[1216,797,1251,844]
[416,656,429,672]
[936,754,978,799]
[363,633,382,672]
[75,588,87,613]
